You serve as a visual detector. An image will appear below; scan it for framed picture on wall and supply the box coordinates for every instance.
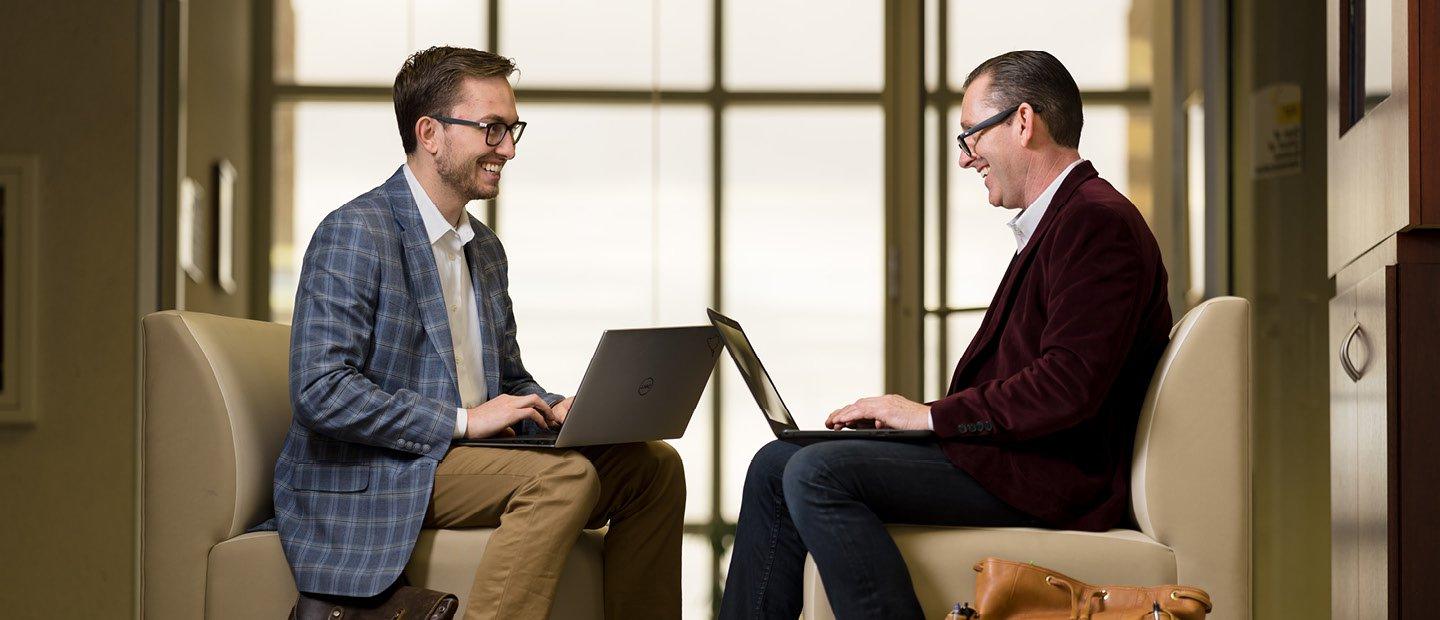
[0,155,38,426]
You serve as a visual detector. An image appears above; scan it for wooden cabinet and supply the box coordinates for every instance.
[1327,0,1440,616]
[1327,254,1440,618]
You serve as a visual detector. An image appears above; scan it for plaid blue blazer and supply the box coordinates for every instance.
[273,167,563,597]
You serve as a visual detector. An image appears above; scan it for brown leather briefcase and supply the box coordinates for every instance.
[971,556,1212,619]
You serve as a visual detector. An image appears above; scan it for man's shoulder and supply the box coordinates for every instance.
[1039,175,1161,261]
[330,184,396,224]
[316,186,401,239]
[1053,175,1149,231]
[298,186,410,271]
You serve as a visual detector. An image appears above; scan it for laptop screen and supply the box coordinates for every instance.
[709,313,796,430]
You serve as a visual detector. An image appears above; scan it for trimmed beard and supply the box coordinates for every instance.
[436,144,497,202]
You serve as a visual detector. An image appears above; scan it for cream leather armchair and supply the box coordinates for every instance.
[141,311,605,619]
[802,297,1252,619]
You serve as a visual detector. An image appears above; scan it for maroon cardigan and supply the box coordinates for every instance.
[930,161,1172,532]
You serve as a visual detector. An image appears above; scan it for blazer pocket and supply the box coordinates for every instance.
[288,464,370,493]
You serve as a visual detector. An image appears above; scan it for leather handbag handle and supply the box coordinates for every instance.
[1340,322,1366,382]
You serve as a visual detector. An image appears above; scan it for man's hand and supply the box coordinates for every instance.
[825,394,932,431]
[465,394,558,439]
[551,397,574,424]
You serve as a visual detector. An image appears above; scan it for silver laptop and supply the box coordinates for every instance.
[708,309,934,442]
[458,325,722,448]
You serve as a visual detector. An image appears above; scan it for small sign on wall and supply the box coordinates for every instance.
[1253,83,1304,179]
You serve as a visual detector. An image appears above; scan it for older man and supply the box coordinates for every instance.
[719,50,1172,619]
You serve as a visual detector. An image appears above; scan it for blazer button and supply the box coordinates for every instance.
[422,444,431,451]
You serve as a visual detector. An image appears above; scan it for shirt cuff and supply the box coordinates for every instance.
[453,408,468,439]
[927,410,934,431]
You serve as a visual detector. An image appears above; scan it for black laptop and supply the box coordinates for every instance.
[707,309,934,441]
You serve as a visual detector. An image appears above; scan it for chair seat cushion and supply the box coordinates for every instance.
[206,529,604,620]
[804,526,1177,619]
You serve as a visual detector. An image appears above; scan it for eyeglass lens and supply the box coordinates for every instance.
[486,122,524,146]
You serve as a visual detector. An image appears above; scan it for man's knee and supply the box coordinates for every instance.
[613,441,687,500]
[604,441,685,484]
[780,444,844,505]
[537,451,602,510]
[646,441,685,491]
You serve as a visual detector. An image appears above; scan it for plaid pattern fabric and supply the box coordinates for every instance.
[274,167,562,597]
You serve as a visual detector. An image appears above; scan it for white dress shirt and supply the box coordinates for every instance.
[403,164,486,439]
[926,158,1084,430]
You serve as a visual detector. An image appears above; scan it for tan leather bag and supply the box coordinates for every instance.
[971,557,1212,619]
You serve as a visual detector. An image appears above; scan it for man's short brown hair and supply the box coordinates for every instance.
[963,50,1084,149]
[393,46,517,154]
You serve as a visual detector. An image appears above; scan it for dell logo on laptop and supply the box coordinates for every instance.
[638,377,655,396]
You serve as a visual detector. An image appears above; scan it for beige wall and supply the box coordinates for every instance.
[1230,0,1333,617]
[0,0,144,615]
[0,0,253,614]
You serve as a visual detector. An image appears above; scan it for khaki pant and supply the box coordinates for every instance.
[423,441,685,620]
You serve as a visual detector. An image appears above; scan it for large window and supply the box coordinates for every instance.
[265,1,883,616]
[262,1,1155,616]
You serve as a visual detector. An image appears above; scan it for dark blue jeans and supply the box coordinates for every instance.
[718,439,1040,620]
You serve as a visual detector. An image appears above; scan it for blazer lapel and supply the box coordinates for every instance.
[463,231,502,400]
[946,161,1098,394]
[385,167,460,399]
[947,252,1023,393]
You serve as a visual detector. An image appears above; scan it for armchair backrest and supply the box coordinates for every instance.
[141,311,292,618]
[1130,296,1251,618]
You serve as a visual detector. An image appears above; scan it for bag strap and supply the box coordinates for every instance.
[1042,574,1087,620]
[1167,588,1213,613]
[1080,588,1109,619]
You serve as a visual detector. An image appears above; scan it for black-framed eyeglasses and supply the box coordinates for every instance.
[955,104,1020,158]
[431,115,527,147]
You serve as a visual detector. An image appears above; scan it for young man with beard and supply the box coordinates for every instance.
[271,47,684,620]
[719,50,1172,619]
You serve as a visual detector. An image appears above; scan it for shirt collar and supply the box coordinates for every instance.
[1006,158,1084,252]
[403,163,475,246]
